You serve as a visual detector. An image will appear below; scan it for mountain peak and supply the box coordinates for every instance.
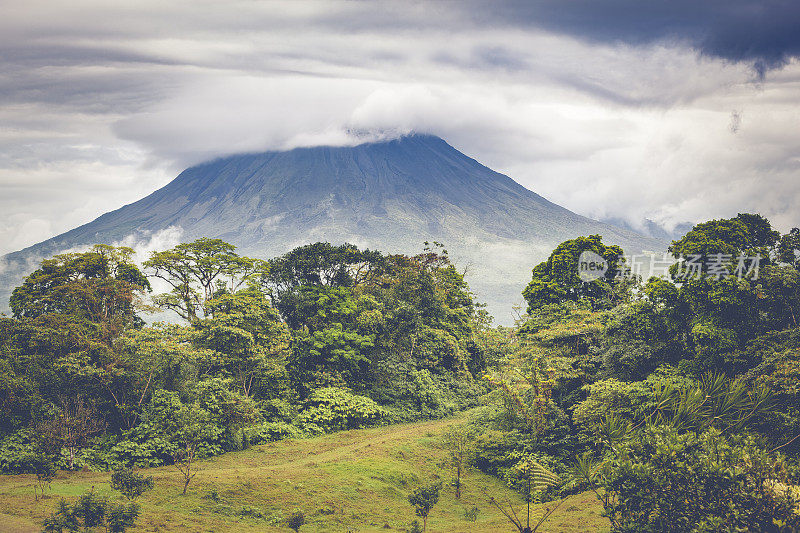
[1,135,665,323]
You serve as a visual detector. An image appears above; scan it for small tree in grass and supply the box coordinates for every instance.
[488,457,563,533]
[172,402,215,495]
[441,424,476,499]
[25,430,59,501]
[31,453,57,502]
[111,467,154,500]
[408,481,442,532]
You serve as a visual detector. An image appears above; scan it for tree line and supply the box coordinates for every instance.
[2,212,800,531]
[0,240,488,491]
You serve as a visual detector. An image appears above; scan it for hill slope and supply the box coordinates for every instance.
[0,135,666,322]
[0,416,608,532]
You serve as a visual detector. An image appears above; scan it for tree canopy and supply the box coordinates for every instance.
[522,234,625,313]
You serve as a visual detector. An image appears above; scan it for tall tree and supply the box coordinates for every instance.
[777,227,800,269]
[262,242,384,322]
[669,213,779,267]
[195,289,290,397]
[10,246,149,338]
[666,214,785,365]
[143,238,264,323]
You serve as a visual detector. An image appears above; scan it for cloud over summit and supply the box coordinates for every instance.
[1,1,799,256]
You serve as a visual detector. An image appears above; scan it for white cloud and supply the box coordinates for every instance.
[1,1,800,261]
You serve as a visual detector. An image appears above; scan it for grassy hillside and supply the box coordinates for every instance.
[0,416,608,532]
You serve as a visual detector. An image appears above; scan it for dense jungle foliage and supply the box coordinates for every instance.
[2,213,800,532]
[0,240,486,475]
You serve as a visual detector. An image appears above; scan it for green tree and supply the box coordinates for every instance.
[758,265,800,329]
[650,214,795,368]
[441,424,476,499]
[112,324,202,429]
[777,227,800,269]
[376,244,480,373]
[263,242,384,306]
[2,246,153,436]
[30,452,56,502]
[143,238,263,323]
[577,426,800,532]
[193,377,259,451]
[195,289,290,397]
[522,235,624,313]
[669,213,779,269]
[172,401,216,495]
[602,301,685,380]
[10,246,149,321]
[408,482,442,532]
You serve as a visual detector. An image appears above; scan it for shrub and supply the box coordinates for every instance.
[42,490,140,533]
[247,421,302,444]
[107,437,178,469]
[296,387,383,433]
[463,505,480,522]
[371,365,479,422]
[111,467,154,500]
[286,510,305,531]
[594,426,800,532]
[0,429,38,473]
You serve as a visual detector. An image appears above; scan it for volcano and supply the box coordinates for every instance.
[1,134,665,323]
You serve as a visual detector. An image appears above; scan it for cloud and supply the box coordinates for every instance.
[457,0,800,77]
[1,0,800,263]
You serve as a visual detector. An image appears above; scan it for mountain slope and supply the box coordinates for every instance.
[1,134,666,322]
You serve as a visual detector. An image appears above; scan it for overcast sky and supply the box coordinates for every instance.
[1,0,799,256]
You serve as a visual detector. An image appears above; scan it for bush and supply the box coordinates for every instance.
[372,365,484,423]
[286,510,305,531]
[597,426,800,532]
[571,368,693,437]
[296,387,383,433]
[463,505,480,522]
[247,421,303,444]
[42,490,140,533]
[107,437,178,469]
[111,467,154,500]
[0,429,38,473]
[108,390,229,468]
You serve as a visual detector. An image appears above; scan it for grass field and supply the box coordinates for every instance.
[0,416,608,532]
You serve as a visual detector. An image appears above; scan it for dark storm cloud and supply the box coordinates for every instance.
[460,0,800,77]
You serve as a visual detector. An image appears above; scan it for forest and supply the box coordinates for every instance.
[1,213,800,532]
